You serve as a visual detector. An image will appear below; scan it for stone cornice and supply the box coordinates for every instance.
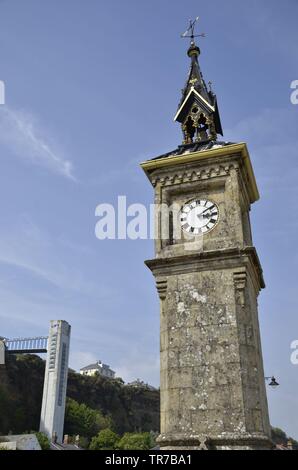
[140,142,259,204]
[145,246,265,292]
[151,161,237,188]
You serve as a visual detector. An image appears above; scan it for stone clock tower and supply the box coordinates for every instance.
[141,35,272,450]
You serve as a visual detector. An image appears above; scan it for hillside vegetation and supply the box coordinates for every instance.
[1,354,297,450]
[0,354,159,436]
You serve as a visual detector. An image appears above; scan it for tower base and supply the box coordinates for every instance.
[156,432,273,450]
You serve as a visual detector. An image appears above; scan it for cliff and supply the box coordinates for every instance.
[0,354,159,435]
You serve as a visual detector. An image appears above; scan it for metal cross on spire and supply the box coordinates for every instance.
[181,16,206,43]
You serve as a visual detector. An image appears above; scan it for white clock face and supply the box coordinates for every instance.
[180,199,219,235]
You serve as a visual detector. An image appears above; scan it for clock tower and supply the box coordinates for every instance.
[141,31,272,450]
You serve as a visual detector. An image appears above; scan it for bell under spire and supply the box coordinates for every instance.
[175,20,223,145]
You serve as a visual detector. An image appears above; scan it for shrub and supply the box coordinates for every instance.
[64,398,112,439]
[34,432,50,450]
[89,428,119,450]
[117,432,153,450]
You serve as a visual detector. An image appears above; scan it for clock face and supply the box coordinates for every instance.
[180,199,219,235]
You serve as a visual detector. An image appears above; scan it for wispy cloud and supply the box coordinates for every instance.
[0,288,74,332]
[87,156,142,187]
[0,215,108,296]
[224,106,298,192]
[114,354,159,385]
[224,107,297,146]
[0,106,76,180]
[240,0,298,65]
[70,351,98,371]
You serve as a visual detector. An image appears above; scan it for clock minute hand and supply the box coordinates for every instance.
[201,205,215,215]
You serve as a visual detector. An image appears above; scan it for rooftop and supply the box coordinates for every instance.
[151,140,234,162]
[80,360,114,373]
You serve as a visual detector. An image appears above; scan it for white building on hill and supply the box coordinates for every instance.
[80,360,115,378]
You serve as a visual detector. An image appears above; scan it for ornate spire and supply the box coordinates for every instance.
[175,19,223,145]
[181,42,210,105]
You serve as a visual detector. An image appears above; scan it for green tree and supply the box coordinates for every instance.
[0,387,11,432]
[34,432,50,450]
[117,432,153,450]
[288,438,298,450]
[77,436,89,449]
[64,398,112,439]
[271,427,287,444]
[89,429,119,450]
[271,427,298,450]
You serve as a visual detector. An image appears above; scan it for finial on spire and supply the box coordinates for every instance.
[181,17,206,59]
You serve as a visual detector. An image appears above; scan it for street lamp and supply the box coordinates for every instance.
[265,376,279,389]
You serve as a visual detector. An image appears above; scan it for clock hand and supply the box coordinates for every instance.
[201,204,215,215]
[196,213,210,219]
[196,206,215,220]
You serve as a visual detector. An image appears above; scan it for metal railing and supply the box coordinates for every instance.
[5,336,48,353]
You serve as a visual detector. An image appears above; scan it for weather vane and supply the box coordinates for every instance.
[181,16,206,43]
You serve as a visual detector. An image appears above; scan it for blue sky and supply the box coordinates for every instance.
[0,0,297,438]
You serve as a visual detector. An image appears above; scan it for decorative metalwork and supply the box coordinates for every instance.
[182,110,217,144]
[181,17,206,44]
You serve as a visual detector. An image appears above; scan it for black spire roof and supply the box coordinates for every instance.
[178,42,210,108]
[174,38,223,142]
